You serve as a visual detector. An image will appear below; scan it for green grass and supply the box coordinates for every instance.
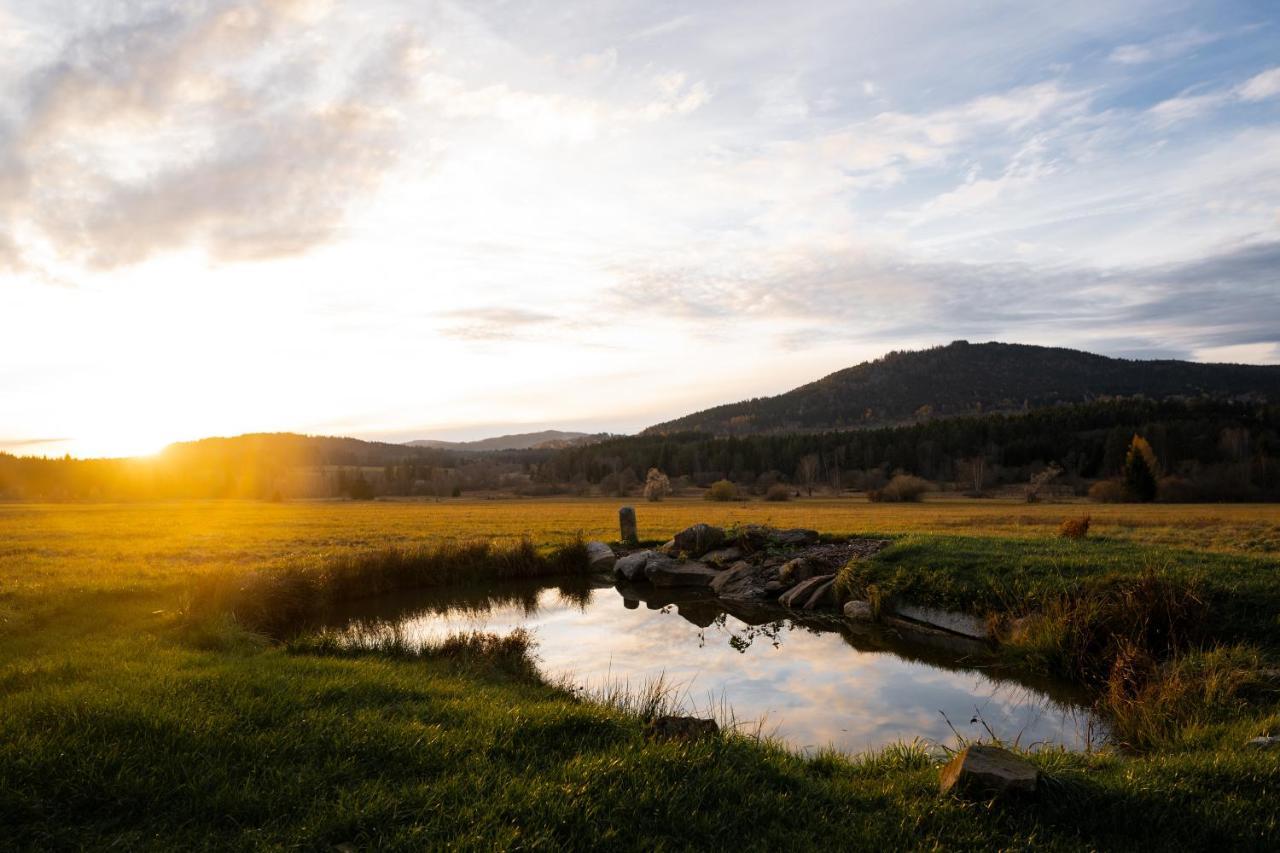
[838,533,1280,641]
[3,502,1280,849]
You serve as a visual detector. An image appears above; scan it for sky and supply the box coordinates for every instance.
[2,0,1279,458]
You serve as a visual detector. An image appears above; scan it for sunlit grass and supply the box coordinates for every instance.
[3,498,1280,848]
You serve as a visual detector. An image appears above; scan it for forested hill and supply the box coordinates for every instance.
[644,341,1280,436]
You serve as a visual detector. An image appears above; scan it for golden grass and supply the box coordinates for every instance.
[2,496,1277,603]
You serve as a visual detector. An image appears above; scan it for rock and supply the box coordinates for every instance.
[1245,735,1280,750]
[644,715,719,741]
[802,578,836,609]
[843,600,874,622]
[735,525,775,551]
[939,745,1039,799]
[615,550,655,582]
[670,523,725,557]
[891,602,990,640]
[702,546,743,567]
[778,574,836,609]
[709,561,779,600]
[618,506,638,544]
[763,580,783,595]
[646,559,720,588]
[771,528,819,548]
[585,541,616,572]
[778,557,819,586]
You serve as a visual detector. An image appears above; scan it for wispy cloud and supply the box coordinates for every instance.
[438,306,560,341]
[1109,29,1221,65]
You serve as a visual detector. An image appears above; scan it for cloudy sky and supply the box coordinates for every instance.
[2,0,1279,457]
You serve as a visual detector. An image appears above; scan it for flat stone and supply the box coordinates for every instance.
[844,600,874,622]
[585,541,616,572]
[1245,736,1280,750]
[670,523,726,557]
[939,745,1038,799]
[771,528,820,548]
[615,550,655,582]
[891,602,989,640]
[646,559,720,588]
[702,546,743,567]
[778,573,836,608]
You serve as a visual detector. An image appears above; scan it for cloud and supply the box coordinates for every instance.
[438,306,559,341]
[612,239,1280,357]
[1108,29,1220,65]
[1237,67,1280,102]
[1148,65,1280,126]
[0,437,69,452]
[1,1,426,269]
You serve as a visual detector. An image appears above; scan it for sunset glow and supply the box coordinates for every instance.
[3,1,1278,457]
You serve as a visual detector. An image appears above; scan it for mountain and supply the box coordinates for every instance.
[643,341,1280,436]
[405,430,599,452]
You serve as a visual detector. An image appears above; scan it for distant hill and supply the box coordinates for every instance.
[405,430,601,452]
[644,341,1280,436]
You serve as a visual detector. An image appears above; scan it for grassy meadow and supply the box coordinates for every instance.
[3,497,1280,850]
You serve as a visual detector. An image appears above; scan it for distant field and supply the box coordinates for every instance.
[2,497,1277,603]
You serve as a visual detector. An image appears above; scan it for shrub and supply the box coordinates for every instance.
[704,479,739,502]
[1088,480,1127,503]
[867,474,930,502]
[1058,515,1090,539]
[763,483,792,502]
[1124,434,1159,502]
[643,468,672,502]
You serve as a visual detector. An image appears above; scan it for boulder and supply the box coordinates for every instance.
[702,546,743,567]
[843,600,874,622]
[778,574,836,609]
[939,745,1038,799]
[709,561,779,600]
[646,559,720,588]
[644,715,719,741]
[778,557,820,586]
[585,541,616,572]
[615,550,655,582]
[670,523,725,557]
[891,602,989,640]
[734,525,775,551]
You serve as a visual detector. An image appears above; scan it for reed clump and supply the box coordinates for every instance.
[184,536,590,638]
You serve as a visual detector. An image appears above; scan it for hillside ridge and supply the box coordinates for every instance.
[643,341,1280,436]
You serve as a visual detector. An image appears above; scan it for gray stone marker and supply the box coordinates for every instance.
[619,505,638,544]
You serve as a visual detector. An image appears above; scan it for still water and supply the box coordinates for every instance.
[329,578,1102,754]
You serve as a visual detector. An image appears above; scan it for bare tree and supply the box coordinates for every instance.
[1026,463,1063,503]
[961,456,987,496]
[797,454,820,497]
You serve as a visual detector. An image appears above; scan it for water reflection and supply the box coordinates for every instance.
[325,578,1102,753]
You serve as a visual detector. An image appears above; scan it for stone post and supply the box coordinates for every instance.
[618,506,638,545]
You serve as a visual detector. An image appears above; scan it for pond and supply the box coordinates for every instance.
[326,578,1104,755]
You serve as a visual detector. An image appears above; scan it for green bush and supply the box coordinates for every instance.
[764,483,792,502]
